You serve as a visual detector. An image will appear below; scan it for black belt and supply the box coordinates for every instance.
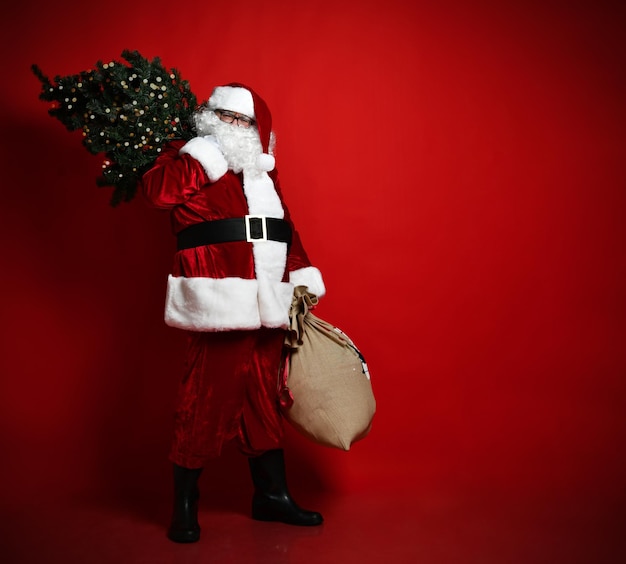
[177,216,292,251]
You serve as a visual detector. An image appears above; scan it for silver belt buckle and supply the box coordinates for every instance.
[245,215,268,242]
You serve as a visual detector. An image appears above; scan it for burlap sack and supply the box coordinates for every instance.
[280,286,375,450]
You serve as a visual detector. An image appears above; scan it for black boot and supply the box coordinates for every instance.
[167,463,203,543]
[248,449,323,526]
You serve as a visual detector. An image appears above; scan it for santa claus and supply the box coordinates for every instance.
[141,83,325,543]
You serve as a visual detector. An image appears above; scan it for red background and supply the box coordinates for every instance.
[1,0,625,561]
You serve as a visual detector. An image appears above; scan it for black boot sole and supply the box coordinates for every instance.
[252,502,323,526]
[167,527,201,543]
[252,513,323,526]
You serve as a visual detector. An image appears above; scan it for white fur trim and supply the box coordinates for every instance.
[164,275,293,331]
[208,86,255,118]
[258,278,294,328]
[252,240,288,281]
[242,170,284,218]
[289,266,326,298]
[179,136,228,182]
[241,169,288,290]
[165,275,261,331]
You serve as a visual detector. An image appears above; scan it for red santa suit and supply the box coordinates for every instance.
[140,84,325,468]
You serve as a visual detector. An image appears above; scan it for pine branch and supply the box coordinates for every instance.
[33,50,199,206]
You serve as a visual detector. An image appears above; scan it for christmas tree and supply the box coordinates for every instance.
[32,50,198,206]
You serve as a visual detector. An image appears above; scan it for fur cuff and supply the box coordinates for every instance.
[179,136,228,182]
[289,266,326,298]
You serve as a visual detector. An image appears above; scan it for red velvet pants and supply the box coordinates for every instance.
[169,328,286,468]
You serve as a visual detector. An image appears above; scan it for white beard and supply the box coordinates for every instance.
[194,110,263,174]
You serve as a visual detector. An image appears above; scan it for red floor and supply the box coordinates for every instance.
[2,473,624,563]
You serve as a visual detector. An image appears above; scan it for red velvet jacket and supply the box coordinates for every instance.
[140,140,325,332]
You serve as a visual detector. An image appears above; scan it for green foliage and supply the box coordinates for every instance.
[32,50,198,206]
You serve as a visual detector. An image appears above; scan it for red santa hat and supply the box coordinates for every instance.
[207,83,275,171]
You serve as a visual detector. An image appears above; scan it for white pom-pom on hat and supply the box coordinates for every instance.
[256,153,275,172]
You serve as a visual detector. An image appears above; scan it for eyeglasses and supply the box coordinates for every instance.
[215,109,255,129]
